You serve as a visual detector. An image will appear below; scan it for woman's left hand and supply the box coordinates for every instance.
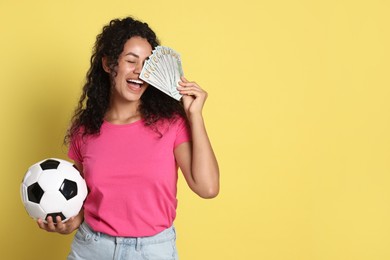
[177,76,208,117]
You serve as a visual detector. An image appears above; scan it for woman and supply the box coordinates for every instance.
[37,16,219,259]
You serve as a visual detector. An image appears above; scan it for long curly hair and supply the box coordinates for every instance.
[65,17,186,144]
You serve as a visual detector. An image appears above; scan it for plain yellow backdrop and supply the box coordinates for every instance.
[1,0,390,259]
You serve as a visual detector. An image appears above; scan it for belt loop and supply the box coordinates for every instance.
[136,237,141,251]
[94,232,101,241]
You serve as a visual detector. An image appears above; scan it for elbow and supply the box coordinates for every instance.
[189,168,220,199]
[198,186,219,199]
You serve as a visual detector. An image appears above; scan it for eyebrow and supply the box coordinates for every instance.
[125,52,139,58]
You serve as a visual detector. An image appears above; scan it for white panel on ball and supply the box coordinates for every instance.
[24,201,46,220]
[38,170,65,192]
[22,165,42,187]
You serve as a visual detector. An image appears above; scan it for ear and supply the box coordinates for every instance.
[102,57,110,73]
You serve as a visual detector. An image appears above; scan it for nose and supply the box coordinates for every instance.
[134,61,143,74]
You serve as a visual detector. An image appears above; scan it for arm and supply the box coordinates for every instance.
[37,161,84,234]
[175,77,220,198]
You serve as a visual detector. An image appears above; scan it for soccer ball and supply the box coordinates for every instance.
[20,158,87,223]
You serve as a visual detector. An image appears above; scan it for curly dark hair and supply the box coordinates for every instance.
[65,17,186,144]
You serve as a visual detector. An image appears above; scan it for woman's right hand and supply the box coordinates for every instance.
[37,209,84,235]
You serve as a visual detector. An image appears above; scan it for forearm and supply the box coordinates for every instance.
[188,113,219,198]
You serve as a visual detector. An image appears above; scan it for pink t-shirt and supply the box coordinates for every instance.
[68,116,191,237]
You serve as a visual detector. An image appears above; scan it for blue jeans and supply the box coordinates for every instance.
[68,222,179,260]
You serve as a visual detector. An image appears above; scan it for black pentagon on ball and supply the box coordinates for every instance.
[59,179,78,200]
[27,183,44,203]
[45,212,66,223]
[40,159,60,170]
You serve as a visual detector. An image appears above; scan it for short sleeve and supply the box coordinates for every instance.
[174,117,191,148]
[68,131,84,164]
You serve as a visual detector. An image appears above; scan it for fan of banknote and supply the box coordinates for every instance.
[140,46,183,101]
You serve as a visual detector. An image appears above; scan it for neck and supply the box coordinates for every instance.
[105,100,142,124]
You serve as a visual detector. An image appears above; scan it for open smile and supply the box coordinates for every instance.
[126,79,145,91]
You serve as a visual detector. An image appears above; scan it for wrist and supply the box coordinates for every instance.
[187,112,203,123]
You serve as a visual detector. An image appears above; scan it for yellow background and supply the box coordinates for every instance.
[1,0,389,259]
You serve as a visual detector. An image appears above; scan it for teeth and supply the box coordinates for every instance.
[127,79,143,84]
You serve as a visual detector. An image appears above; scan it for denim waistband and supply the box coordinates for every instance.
[80,221,176,246]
